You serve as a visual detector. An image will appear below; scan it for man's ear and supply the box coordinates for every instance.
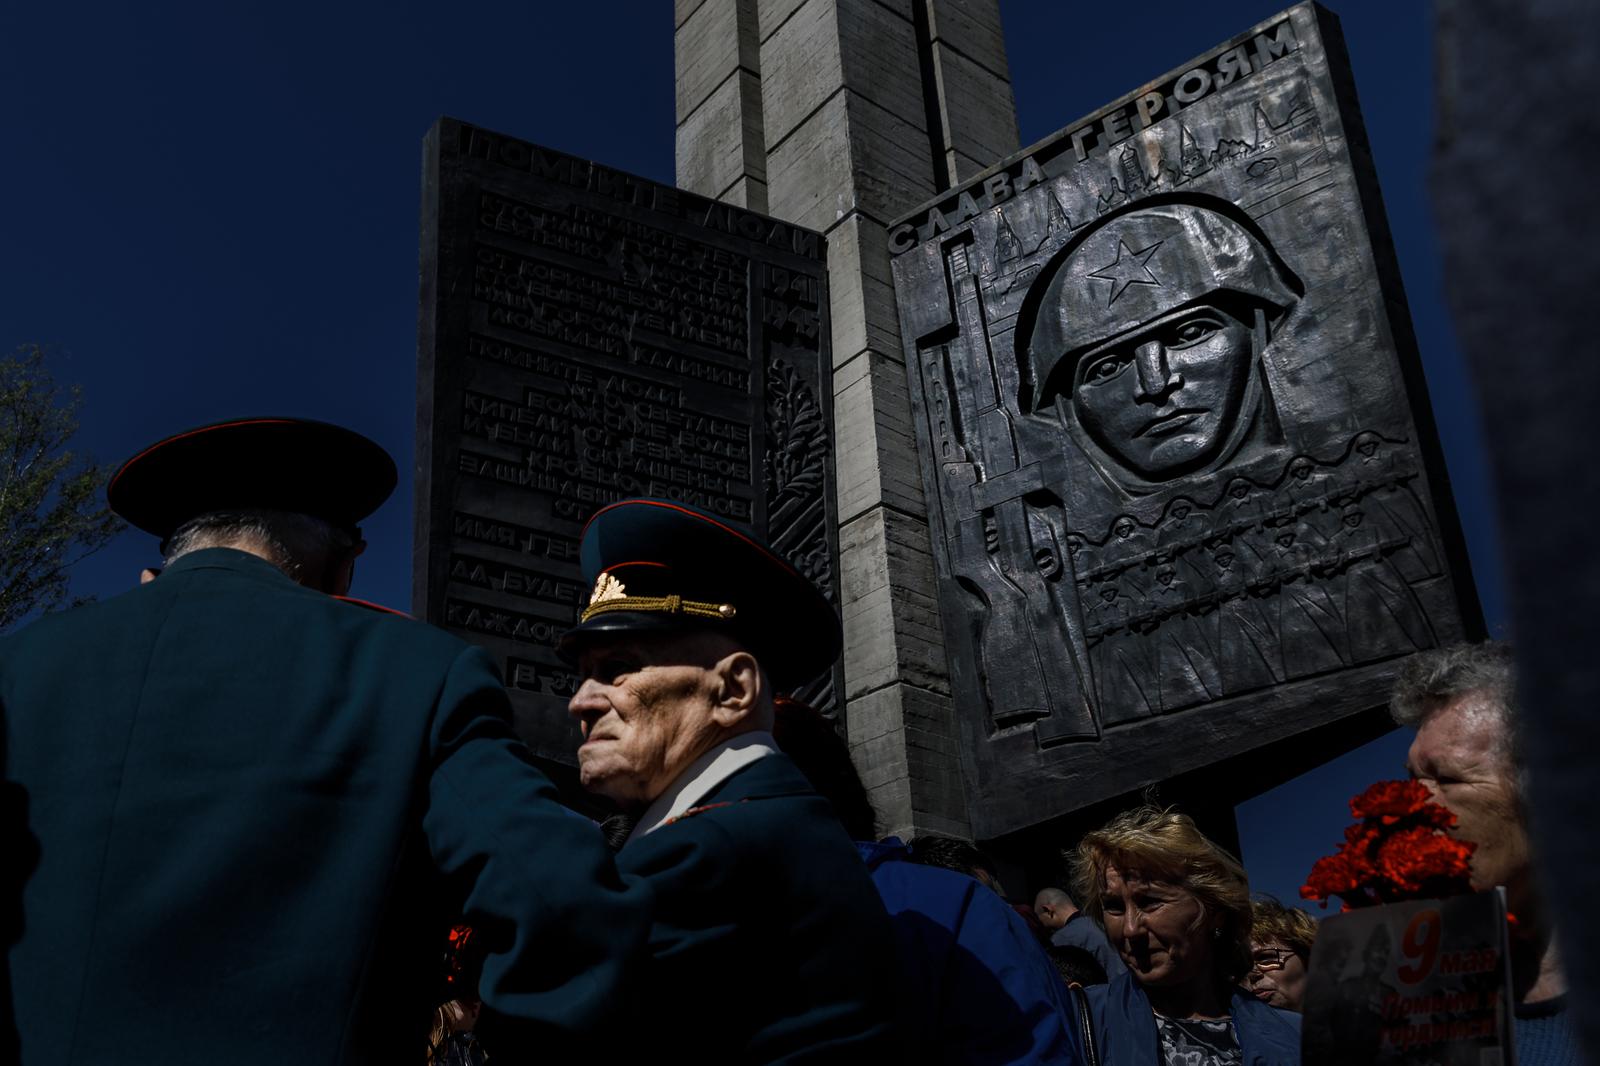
[710,651,762,727]
[326,539,368,596]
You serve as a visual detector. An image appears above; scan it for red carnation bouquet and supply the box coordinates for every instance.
[1301,780,1476,911]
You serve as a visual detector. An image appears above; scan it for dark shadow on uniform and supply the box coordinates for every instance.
[2,723,41,1066]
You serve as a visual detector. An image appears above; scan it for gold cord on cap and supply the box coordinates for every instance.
[581,572,737,624]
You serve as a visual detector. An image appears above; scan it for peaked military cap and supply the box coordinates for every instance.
[107,417,397,542]
[557,498,841,689]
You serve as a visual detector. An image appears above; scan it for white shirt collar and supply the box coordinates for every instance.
[625,731,777,844]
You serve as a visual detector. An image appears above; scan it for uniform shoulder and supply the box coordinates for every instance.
[323,592,481,658]
[704,750,815,801]
[331,595,412,618]
[622,756,841,867]
[0,581,148,662]
[0,567,475,671]
[683,756,839,840]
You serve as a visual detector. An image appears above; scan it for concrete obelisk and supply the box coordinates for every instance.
[674,0,1022,840]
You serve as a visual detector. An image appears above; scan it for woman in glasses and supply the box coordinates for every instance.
[1244,898,1319,1013]
[1068,805,1300,1066]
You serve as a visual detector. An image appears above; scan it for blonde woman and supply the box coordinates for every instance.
[1068,806,1299,1066]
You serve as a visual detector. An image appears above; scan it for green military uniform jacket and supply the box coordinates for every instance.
[1,548,651,1064]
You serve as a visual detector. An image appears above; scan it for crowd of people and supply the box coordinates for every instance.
[0,418,1578,1066]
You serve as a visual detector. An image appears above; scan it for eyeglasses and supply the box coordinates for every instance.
[1250,948,1296,973]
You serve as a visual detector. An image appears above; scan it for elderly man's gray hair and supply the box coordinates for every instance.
[1390,641,1520,769]
[165,509,353,585]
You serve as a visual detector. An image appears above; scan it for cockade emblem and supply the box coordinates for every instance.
[589,572,627,607]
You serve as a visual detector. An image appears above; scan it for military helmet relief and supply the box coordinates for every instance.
[1025,197,1302,492]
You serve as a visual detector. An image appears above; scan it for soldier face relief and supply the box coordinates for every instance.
[1028,200,1300,491]
[1071,302,1257,479]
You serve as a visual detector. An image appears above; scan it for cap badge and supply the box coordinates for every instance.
[590,572,627,607]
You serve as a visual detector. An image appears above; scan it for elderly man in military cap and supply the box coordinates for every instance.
[558,498,900,1063]
[1026,199,1302,494]
[1,417,651,1063]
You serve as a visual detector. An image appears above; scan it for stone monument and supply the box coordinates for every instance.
[414,117,842,765]
[888,3,1482,841]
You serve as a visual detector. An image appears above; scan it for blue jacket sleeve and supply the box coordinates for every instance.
[420,645,652,1036]
[878,862,1082,1065]
[947,879,1081,1065]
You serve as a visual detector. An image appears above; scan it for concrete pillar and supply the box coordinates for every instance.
[675,0,769,212]
[921,0,1021,188]
[675,0,1021,841]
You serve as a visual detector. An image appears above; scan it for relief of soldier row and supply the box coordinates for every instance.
[1065,433,1440,722]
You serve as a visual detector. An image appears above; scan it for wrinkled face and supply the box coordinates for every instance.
[1247,939,1308,1012]
[568,635,725,810]
[1099,864,1216,989]
[1071,304,1257,480]
[1407,692,1529,901]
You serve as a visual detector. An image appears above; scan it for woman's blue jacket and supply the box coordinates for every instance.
[1077,971,1302,1066]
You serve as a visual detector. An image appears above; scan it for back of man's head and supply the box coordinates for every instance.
[907,835,1004,896]
[1034,886,1078,930]
[1391,641,1521,784]
[165,509,354,592]
[1047,944,1108,987]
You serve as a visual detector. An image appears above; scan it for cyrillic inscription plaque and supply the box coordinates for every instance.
[416,118,839,762]
[888,5,1481,837]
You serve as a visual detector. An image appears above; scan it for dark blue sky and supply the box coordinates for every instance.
[3,0,1498,905]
